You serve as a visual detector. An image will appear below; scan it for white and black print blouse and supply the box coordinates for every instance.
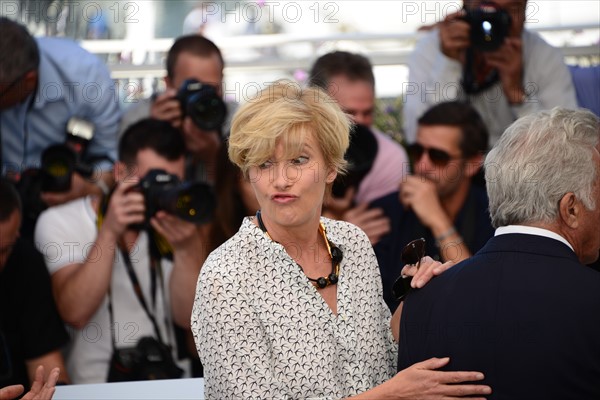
[191,217,397,399]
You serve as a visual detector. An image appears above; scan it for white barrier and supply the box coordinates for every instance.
[54,378,204,400]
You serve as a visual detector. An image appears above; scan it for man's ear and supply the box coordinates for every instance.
[558,192,580,229]
[465,153,484,178]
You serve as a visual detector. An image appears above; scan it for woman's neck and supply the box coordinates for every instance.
[255,211,323,257]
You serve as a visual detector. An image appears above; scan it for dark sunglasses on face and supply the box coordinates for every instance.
[407,143,461,167]
[392,238,426,302]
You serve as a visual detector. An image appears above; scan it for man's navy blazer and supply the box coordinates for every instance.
[398,233,600,399]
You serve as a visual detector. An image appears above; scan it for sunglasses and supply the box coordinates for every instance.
[407,143,461,167]
[392,238,426,302]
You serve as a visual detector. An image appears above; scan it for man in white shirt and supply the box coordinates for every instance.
[35,119,207,383]
[403,0,577,146]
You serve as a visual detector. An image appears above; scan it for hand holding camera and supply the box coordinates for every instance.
[439,10,471,63]
[151,79,226,132]
[102,177,146,240]
[150,89,183,128]
[440,3,524,97]
[440,3,512,63]
[483,37,525,103]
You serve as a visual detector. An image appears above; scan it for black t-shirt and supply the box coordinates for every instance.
[0,238,69,389]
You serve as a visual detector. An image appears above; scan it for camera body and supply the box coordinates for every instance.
[331,124,378,198]
[137,169,215,225]
[107,336,183,382]
[40,117,95,192]
[176,79,227,131]
[463,3,512,52]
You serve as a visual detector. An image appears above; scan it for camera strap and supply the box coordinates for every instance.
[106,234,175,352]
[461,48,500,95]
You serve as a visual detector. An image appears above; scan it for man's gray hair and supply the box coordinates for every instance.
[485,107,599,228]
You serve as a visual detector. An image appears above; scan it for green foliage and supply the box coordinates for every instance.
[373,97,406,145]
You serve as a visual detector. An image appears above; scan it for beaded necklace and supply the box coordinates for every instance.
[255,210,342,289]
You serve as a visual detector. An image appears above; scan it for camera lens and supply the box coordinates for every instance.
[41,144,76,192]
[466,6,511,52]
[163,182,215,223]
[187,92,227,131]
[178,79,227,131]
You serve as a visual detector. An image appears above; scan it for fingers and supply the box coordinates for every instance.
[26,365,46,396]
[0,385,25,400]
[416,356,451,370]
[150,90,182,125]
[104,178,145,233]
[433,260,455,275]
[45,367,60,388]
[440,12,470,60]
[438,383,492,398]
[342,205,390,245]
[151,212,199,249]
[21,366,59,400]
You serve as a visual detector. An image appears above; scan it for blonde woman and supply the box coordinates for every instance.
[191,81,491,399]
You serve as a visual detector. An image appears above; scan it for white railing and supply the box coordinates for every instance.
[80,24,599,102]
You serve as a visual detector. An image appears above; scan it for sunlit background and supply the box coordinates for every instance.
[2,0,599,134]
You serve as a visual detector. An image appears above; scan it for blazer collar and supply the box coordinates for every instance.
[478,233,580,264]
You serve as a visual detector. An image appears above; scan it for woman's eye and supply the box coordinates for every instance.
[258,161,273,169]
[291,156,309,165]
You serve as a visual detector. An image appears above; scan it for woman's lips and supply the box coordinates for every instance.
[271,194,298,204]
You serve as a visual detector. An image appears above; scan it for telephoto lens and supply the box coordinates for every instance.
[40,144,77,192]
[139,169,215,224]
[177,79,227,131]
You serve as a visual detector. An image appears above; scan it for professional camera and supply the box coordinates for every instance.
[137,169,215,224]
[463,3,512,52]
[17,118,98,237]
[331,124,378,198]
[37,117,95,192]
[176,79,227,131]
[107,336,183,382]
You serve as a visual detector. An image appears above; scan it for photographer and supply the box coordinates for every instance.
[0,18,118,206]
[403,0,577,146]
[34,119,210,384]
[120,35,231,184]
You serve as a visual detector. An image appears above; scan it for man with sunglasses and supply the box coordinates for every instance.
[398,107,600,398]
[403,0,577,147]
[372,102,494,311]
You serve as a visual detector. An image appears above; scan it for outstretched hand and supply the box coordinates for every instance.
[0,366,60,400]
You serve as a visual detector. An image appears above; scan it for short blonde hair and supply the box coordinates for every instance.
[228,80,350,178]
